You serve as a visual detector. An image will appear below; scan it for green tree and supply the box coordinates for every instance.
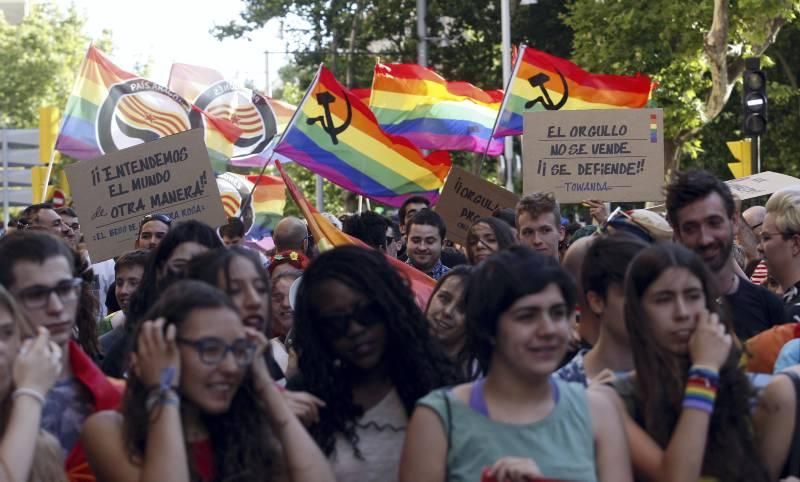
[564,0,798,174]
[0,4,111,128]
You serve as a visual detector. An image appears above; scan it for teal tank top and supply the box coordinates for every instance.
[417,378,597,482]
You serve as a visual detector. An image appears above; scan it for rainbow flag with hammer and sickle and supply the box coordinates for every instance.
[273,65,451,207]
[494,46,654,137]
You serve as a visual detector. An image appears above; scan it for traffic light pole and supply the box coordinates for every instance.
[752,135,761,173]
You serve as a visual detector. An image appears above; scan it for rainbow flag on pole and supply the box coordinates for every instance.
[273,65,451,207]
[495,46,653,137]
[275,159,435,307]
[55,46,240,171]
[370,63,504,155]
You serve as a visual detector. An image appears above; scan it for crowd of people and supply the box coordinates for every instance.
[1,168,800,481]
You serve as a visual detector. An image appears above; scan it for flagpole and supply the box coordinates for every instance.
[243,64,324,219]
[477,44,525,178]
[40,150,57,203]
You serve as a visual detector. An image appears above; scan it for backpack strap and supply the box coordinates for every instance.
[442,390,453,481]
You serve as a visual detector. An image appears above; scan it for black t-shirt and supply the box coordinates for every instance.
[724,277,786,340]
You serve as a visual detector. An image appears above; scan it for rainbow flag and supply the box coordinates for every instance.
[55,46,240,171]
[275,160,435,307]
[268,98,296,134]
[247,173,286,236]
[370,63,504,155]
[495,46,653,137]
[273,65,451,207]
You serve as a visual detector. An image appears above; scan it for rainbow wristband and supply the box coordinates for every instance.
[683,366,719,414]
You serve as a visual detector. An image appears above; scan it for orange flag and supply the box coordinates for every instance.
[274,160,436,307]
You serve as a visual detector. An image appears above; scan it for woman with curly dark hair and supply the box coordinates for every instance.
[288,245,456,482]
[600,243,769,481]
[80,280,335,482]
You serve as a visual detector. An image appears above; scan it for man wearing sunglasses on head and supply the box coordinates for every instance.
[0,230,122,479]
[16,203,74,241]
[134,213,172,250]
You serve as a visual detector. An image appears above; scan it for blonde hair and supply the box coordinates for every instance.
[765,187,800,235]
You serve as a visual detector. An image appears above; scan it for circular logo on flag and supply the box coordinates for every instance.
[216,172,255,236]
[193,81,278,160]
[96,79,204,154]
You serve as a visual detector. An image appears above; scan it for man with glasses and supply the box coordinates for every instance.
[134,213,172,250]
[17,203,74,242]
[0,231,122,461]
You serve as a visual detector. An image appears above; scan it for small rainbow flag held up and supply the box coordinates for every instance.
[247,173,286,236]
[275,160,436,307]
[370,63,504,155]
[273,65,452,207]
[55,46,241,171]
[494,46,654,137]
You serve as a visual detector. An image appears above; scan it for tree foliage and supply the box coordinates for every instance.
[0,4,111,128]
[219,0,800,211]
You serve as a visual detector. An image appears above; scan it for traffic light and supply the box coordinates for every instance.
[742,57,767,136]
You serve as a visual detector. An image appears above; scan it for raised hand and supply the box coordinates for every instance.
[284,390,327,427]
[14,327,62,394]
[688,310,732,371]
[133,318,180,387]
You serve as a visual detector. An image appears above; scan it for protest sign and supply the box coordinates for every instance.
[725,171,800,200]
[522,108,664,203]
[65,129,226,261]
[435,166,519,245]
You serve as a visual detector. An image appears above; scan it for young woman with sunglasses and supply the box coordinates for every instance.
[600,243,769,481]
[400,247,631,482]
[288,246,456,482]
[81,280,335,482]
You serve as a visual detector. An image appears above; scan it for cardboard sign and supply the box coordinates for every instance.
[65,129,226,262]
[725,171,800,200]
[435,166,520,245]
[522,108,665,203]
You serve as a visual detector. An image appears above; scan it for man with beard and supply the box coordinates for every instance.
[666,170,785,340]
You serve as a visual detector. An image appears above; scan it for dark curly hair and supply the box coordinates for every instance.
[288,246,456,457]
[624,243,768,481]
[121,280,282,482]
[463,245,576,374]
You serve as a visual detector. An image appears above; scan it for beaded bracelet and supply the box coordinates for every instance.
[683,365,720,414]
[12,388,46,405]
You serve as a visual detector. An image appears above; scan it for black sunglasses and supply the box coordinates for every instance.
[317,301,384,338]
[141,213,173,227]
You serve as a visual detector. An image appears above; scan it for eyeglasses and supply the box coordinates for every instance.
[317,301,384,338]
[14,278,83,310]
[66,222,80,231]
[141,213,172,227]
[176,336,256,366]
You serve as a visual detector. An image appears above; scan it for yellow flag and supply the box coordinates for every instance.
[726,140,752,179]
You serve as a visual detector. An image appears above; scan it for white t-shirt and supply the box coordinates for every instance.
[90,258,115,319]
[331,388,407,482]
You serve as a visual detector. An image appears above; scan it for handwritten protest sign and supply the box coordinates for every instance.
[65,129,226,262]
[435,166,519,245]
[522,108,664,203]
[725,171,800,200]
